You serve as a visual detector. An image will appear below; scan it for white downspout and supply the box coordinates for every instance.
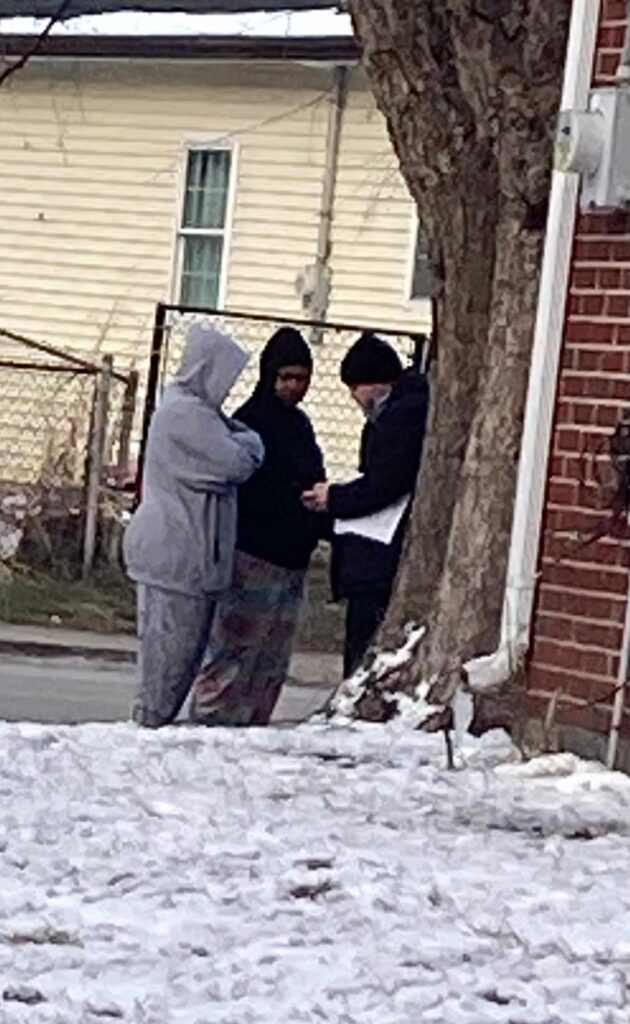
[607,577,630,769]
[605,3,630,770]
[464,0,601,692]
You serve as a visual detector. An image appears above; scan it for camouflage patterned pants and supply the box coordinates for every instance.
[189,551,304,727]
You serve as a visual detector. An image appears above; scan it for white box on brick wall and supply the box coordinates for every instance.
[556,86,630,210]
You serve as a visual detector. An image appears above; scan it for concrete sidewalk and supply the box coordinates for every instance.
[0,622,137,661]
[0,622,342,688]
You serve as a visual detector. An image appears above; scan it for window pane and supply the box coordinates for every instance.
[411,228,433,300]
[180,235,223,307]
[183,149,231,230]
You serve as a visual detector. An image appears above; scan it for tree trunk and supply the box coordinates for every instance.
[346,0,571,716]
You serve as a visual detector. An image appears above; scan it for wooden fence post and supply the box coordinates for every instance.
[82,355,112,579]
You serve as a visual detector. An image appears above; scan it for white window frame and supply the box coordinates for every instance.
[171,141,238,310]
[405,214,433,306]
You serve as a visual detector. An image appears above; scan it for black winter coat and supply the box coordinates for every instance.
[235,395,326,572]
[328,370,429,598]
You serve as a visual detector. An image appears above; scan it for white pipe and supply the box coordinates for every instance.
[499,173,580,652]
[607,551,630,769]
[464,0,601,694]
[605,3,630,769]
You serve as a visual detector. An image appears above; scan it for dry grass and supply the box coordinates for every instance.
[0,569,135,634]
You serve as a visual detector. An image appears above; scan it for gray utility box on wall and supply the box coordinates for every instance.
[556,87,630,210]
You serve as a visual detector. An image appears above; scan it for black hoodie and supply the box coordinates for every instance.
[328,369,429,598]
[234,329,326,572]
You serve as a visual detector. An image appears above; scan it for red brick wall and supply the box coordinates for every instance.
[528,0,630,740]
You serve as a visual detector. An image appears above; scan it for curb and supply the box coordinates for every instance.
[0,633,341,688]
[0,637,137,664]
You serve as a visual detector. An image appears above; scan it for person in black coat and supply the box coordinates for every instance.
[190,328,326,726]
[234,331,326,573]
[303,332,429,677]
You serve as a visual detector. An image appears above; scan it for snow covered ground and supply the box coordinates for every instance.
[1,721,629,1024]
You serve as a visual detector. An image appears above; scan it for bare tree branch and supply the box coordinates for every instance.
[0,0,72,88]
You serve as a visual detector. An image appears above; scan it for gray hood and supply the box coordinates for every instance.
[175,323,249,408]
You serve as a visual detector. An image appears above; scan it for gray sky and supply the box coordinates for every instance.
[0,9,352,36]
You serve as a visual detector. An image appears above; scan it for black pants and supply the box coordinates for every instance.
[343,588,392,678]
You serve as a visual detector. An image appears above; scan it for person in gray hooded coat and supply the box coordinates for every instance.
[124,324,264,728]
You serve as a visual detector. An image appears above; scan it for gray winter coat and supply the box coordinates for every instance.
[124,324,264,597]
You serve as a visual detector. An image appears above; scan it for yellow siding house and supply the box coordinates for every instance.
[0,33,432,479]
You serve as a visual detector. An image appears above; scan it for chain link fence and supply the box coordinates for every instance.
[0,329,138,575]
[144,305,430,484]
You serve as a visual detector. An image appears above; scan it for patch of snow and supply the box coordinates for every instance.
[0,10,353,38]
[496,752,587,779]
[452,686,474,741]
[328,624,426,720]
[462,645,516,693]
[386,680,443,730]
[377,624,426,672]
[0,720,629,1023]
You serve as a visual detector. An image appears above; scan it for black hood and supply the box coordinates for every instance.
[253,327,313,400]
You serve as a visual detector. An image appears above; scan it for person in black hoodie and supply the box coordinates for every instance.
[303,332,429,678]
[190,327,325,725]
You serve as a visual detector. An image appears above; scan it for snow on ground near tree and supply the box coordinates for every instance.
[0,722,629,1023]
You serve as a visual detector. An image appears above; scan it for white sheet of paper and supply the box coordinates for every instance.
[334,492,411,545]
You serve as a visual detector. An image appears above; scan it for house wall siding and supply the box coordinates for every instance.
[527,0,630,750]
[328,83,423,327]
[0,59,429,373]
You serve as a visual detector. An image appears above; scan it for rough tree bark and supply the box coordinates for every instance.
[345,0,571,718]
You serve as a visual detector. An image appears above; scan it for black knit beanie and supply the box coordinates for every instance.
[340,332,403,387]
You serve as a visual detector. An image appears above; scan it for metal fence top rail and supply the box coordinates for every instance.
[157,303,429,342]
[0,360,98,374]
[0,328,130,384]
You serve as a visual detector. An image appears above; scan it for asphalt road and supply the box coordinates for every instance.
[0,653,333,726]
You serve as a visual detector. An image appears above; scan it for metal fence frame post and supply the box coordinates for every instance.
[135,302,167,508]
[116,369,139,483]
[82,355,113,579]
